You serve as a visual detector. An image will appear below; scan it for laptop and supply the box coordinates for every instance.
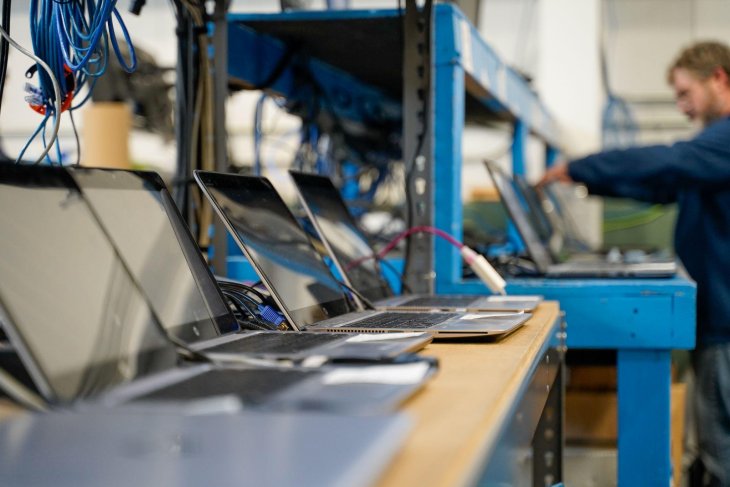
[194,171,530,339]
[0,164,433,412]
[0,409,411,487]
[288,171,542,312]
[68,167,432,362]
[484,160,677,278]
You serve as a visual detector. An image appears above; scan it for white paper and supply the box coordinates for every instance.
[345,332,427,343]
[461,311,524,320]
[323,362,431,385]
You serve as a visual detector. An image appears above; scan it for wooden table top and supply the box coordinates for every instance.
[376,301,561,487]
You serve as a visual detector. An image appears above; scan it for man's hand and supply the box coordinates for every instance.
[537,161,573,187]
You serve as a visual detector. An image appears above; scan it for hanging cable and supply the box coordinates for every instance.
[22,1,138,164]
[0,23,61,164]
[0,0,12,114]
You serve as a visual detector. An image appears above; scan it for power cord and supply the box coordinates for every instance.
[336,279,377,310]
[349,226,507,295]
[0,22,61,164]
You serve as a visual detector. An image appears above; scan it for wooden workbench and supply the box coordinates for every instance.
[0,303,563,487]
[377,301,563,487]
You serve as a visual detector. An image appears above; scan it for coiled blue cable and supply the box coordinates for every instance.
[25,0,138,164]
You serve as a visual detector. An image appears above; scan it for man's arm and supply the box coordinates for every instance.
[568,119,730,190]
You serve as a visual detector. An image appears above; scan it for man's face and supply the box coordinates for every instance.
[671,67,723,126]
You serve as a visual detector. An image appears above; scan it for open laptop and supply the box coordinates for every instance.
[68,167,432,362]
[484,160,677,278]
[288,171,542,312]
[194,171,530,339]
[0,164,432,412]
[0,409,411,487]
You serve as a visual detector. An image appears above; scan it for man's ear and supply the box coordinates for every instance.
[713,66,730,86]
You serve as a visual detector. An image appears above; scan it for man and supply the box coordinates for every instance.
[540,41,730,486]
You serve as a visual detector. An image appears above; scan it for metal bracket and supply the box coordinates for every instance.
[402,0,435,293]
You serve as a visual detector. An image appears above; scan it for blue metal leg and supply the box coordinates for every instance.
[617,349,671,486]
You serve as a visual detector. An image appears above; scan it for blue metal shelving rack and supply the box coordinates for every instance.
[227,5,695,485]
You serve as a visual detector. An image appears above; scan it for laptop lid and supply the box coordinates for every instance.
[0,164,180,404]
[0,409,411,487]
[193,171,358,330]
[69,168,238,342]
[289,171,394,302]
[483,160,555,273]
[537,182,592,253]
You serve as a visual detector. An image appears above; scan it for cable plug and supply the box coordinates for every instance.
[257,304,286,327]
[460,246,507,295]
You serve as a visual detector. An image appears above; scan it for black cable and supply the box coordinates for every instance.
[376,257,413,294]
[222,290,279,331]
[0,0,12,114]
[217,280,268,303]
[245,46,298,91]
[337,280,376,310]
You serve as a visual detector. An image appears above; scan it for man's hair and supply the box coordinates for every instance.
[667,41,730,84]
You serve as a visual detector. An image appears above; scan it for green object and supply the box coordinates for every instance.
[602,198,676,252]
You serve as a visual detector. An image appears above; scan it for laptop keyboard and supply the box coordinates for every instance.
[399,296,476,307]
[207,333,345,355]
[341,312,459,329]
[138,368,317,405]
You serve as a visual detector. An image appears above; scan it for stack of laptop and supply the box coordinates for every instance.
[484,160,677,278]
[195,171,531,339]
[0,164,434,413]
[288,171,542,312]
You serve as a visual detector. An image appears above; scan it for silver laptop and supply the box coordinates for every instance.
[484,160,677,278]
[289,171,542,312]
[0,409,411,487]
[68,167,432,363]
[0,164,432,413]
[194,171,530,339]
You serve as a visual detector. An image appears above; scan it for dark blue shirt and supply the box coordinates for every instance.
[568,115,730,345]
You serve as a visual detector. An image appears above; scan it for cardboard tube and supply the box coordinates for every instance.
[81,102,131,168]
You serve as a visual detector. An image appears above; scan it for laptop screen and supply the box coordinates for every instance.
[483,161,555,273]
[195,172,355,328]
[70,169,238,342]
[0,165,179,402]
[290,172,393,302]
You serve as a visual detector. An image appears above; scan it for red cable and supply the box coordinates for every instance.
[346,226,464,271]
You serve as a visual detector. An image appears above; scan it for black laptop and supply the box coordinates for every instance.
[0,164,432,412]
[288,171,542,312]
[484,160,676,278]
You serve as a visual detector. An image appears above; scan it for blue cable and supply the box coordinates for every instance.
[16,113,50,163]
[23,1,138,165]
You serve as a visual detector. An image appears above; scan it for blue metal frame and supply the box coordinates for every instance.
[430,5,695,486]
[227,5,696,484]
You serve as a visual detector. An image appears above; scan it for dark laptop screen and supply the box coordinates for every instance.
[484,161,555,273]
[70,169,237,342]
[195,172,355,328]
[0,165,178,403]
[290,172,393,302]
